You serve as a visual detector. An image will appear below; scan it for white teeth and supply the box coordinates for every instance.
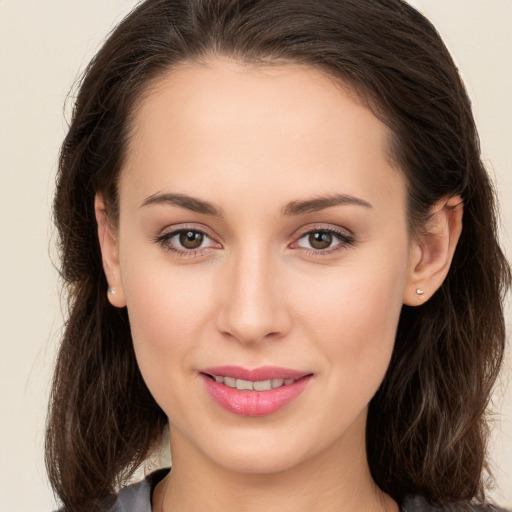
[223,376,236,387]
[212,375,300,391]
[253,380,272,391]
[236,379,253,390]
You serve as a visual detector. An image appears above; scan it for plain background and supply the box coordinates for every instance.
[0,1,510,510]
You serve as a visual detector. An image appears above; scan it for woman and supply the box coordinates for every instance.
[45,0,511,511]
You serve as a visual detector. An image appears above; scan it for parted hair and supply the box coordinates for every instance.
[46,1,510,511]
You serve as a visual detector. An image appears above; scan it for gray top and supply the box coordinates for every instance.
[107,468,507,512]
[108,469,169,511]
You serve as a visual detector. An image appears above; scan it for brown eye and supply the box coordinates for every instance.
[308,231,333,249]
[294,227,354,254]
[155,227,220,255]
[179,230,204,249]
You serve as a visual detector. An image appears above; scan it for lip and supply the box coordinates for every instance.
[200,365,310,381]
[199,366,313,417]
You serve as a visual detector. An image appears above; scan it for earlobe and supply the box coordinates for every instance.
[94,194,126,308]
[403,196,463,306]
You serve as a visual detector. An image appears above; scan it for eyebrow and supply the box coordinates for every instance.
[140,192,224,216]
[140,192,372,216]
[282,193,372,215]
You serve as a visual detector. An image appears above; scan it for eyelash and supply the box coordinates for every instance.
[153,225,220,258]
[153,225,355,258]
[291,226,355,256]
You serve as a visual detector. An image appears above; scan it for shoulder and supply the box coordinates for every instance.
[107,468,170,512]
[401,495,509,512]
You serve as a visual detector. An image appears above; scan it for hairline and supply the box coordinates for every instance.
[110,54,408,227]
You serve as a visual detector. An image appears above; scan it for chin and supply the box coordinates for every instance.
[174,422,313,475]
[212,446,307,475]
[194,422,337,476]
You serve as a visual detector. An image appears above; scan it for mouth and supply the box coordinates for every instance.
[199,366,314,417]
[201,373,305,391]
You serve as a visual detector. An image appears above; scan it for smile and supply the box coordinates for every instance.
[199,366,313,416]
[206,375,300,391]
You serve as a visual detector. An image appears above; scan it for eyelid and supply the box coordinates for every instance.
[291,223,354,240]
[289,224,355,254]
[152,222,355,257]
[157,223,219,240]
[152,223,222,255]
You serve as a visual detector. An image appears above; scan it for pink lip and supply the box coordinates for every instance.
[199,366,313,417]
[201,365,310,381]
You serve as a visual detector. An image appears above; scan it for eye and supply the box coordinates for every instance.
[154,227,220,255]
[300,231,335,250]
[294,228,354,254]
[176,230,207,249]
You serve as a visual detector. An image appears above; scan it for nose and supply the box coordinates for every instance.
[215,248,291,345]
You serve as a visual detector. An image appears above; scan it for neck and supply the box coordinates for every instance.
[153,412,397,512]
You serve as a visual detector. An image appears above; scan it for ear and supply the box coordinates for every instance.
[403,195,463,306]
[95,194,126,308]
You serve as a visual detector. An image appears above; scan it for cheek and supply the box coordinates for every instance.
[124,266,214,346]
[295,248,409,386]
[120,265,219,423]
[119,250,218,397]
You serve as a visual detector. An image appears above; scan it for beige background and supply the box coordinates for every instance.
[0,1,510,510]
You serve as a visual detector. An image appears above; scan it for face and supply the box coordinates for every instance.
[107,59,416,474]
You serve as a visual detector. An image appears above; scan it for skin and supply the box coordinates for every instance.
[96,58,463,512]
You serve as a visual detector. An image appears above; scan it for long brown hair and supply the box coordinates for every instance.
[46,1,511,510]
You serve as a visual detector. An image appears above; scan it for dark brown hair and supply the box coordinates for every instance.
[46,1,511,510]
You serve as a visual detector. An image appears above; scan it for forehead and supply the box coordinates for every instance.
[129,58,381,149]
[120,58,405,214]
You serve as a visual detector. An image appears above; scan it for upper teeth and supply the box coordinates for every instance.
[214,376,298,391]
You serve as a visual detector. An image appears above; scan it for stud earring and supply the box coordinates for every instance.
[416,288,424,298]
[108,287,117,296]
